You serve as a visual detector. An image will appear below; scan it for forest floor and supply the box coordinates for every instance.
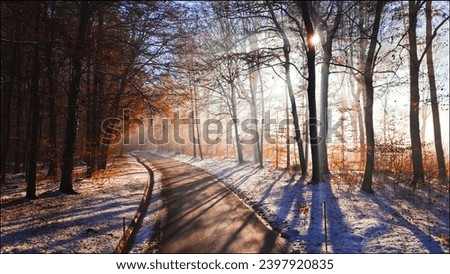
[150,150,449,254]
[1,151,449,254]
[0,155,152,253]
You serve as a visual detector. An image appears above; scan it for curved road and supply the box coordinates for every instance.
[138,152,286,253]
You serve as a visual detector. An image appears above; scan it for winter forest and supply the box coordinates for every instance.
[1,1,449,254]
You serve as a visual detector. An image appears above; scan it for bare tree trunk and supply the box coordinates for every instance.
[190,109,197,158]
[88,9,104,176]
[348,24,366,161]
[13,79,23,174]
[317,2,342,177]
[26,3,41,199]
[361,1,384,194]
[1,71,12,184]
[300,1,322,183]
[408,1,425,189]
[60,2,90,194]
[230,81,244,164]
[45,8,58,177]
[426,0,448,183]
[357,3,368,162]
[0,12,22,183]
[248,68,261,165]
[193,86,203,160]
[319,54,331,176]
[285,84,290,169]
[268,4,306,175]
[258,67,265,168]
[85,48,93,176]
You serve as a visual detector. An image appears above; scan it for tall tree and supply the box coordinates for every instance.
[408,1,425,189]
[425,0,448,183]
[299,1,322,184]
[361,1,385,193]
[44,2,58,177]
[26,2,41,199]
[312,1,343,176]
[60,2,92,194]
[267,2,307,175]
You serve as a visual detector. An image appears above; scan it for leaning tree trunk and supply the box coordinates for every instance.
[426,0,447,183]
[408,1,425,189]
[361,1,384,194]
[60,2,90,194]
[267,3,306,175]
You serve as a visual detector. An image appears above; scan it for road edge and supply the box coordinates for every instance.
[114,153,155,254]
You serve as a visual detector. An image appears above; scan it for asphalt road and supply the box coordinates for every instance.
[139,152,286,253]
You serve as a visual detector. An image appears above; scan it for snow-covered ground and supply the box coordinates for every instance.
[1,155,149,253]
[2,150,448,254]
[129,158,165,254]
[152,150,450,254]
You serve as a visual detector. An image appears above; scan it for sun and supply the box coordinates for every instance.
[311,34,320,46]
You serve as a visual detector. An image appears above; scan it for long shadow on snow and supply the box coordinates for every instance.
[265,175,306,247]
[305,182,363,253]
[369,194,444,253]
[1,199,142,253]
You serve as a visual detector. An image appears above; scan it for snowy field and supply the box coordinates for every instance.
[1,155,149,253]
[152,150,449,254]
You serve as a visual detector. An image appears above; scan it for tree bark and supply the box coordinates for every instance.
[285,84,290,169]
[26,3,41,199]
[193,86,204,160]
[426,0,447,183]
[317,2,342,177]
[258,66,265,168]
[300,1,322,184]
[13,79,23,174]
[60,2,90,194]
[248,68,261,165]
[230,81,244,164]
[408,1,425,189]
[267,3,306,175]
[361,1,384,194]
[88,9,104,176]
[45,9,58,177]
